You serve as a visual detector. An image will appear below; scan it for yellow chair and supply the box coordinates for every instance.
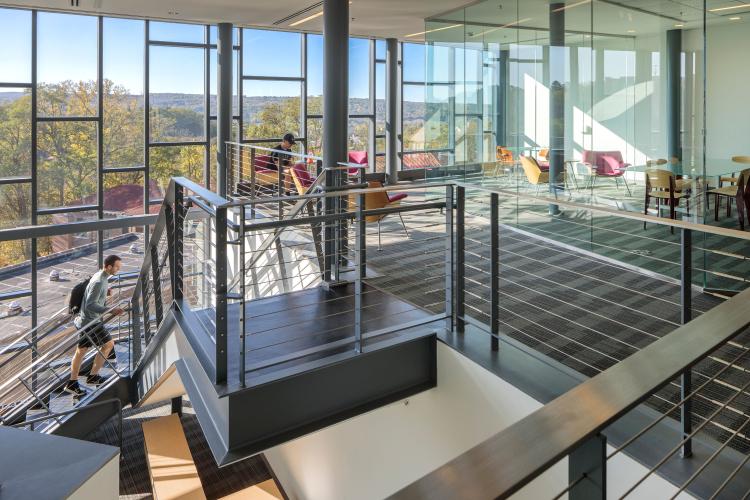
[643,169,689,233]
[481,162,499,179]
[520,155,566,196]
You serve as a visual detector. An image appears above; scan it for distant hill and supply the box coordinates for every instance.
[0,92,427,124]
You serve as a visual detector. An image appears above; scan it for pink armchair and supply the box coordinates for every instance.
[348,151,369,177]
[579,150,632,195]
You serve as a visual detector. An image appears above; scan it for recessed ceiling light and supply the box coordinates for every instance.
[709,3,750,12]
[289,1,352,27]
[405,24,463,38]
[730,16,742,20]
[674,23,684,27]
[627,29,636,33]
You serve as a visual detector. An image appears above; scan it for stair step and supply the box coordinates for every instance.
[143,413,206,500]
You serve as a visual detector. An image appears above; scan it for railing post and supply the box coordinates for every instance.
[239,205,246,387]
[444,185,454,333]
[173,184,184,302]
[491,192,500,351]
[141,271,151,344]
[681,227,693,458]
[150,245,163,326]
[456,186,465,334]
[131,291,142,370]
[215,205,228,384]
[569,433,606,500]
[354,188,365,353]
[324,168,335,283]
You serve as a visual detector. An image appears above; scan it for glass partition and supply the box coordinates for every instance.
[425,0,749,293]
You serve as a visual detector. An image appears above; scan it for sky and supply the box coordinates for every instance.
[0,8,392,98]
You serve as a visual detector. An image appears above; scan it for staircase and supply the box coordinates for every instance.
[0,174,439,470]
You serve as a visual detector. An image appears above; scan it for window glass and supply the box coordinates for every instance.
[0,88,32,177]
[37,121,97,209]
[0,8,31,83]
[243,80,301,139]
[149,46,205,142]
[403,43,426,82]
[150,21,204,44]
[150,145,206,191]
[104,18,145,170]
[37,13,98,117]
[243,29,301,78]
[349,38,370,113]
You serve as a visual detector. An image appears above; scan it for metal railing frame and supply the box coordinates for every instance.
[391,181,750,500]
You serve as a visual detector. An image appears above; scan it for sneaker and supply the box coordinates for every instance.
[86,374,109,386]
[63,381,87,397]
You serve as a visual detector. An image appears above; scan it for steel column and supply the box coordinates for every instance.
[667,29,682,163]
[217,23,233,197]
[491,192,499,351]
[569,433,606,500]
[456,186,465,334]
[681,227,693,458]
[322,0,349,175]
[215,206,229,384]
[549,3,565,215]
[497,49,508,148]
[239,204,246,387]
[386,38,399,182]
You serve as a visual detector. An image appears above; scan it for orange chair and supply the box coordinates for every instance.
[496,146,514,164]
[350,181,408,250]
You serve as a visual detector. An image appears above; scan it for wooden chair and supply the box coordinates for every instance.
[718,156,750,188]
[350,181,408,250]
[707,168,750,230]
[289,162,315,195]
[643,169,689,233]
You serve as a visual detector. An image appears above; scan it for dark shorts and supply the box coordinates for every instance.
[78,322,112,348]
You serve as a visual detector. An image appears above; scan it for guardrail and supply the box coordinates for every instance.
[391,183,750,500]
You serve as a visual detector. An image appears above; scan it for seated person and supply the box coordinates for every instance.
[268,133,296,170]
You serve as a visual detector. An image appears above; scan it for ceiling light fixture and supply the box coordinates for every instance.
[627,29,636,33]
[469,17,533,38]
[289,1,352,27]
[405,24,463,38]
[730,16,742,19]
[552,0,591,13]
[709,3,750,12]
[674,23,684,27]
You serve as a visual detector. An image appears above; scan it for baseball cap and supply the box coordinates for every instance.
[283,133,296,145]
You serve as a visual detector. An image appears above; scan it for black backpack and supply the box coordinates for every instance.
[68,277,91,314]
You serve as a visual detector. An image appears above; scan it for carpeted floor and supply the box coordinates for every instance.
[87,400,271,500]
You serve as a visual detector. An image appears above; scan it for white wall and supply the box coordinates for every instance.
[265,343,693,500]
[702,20,750,160]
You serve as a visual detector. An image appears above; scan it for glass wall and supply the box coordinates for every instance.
[424,0,750,292]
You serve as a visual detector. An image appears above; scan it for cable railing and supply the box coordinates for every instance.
[0,302,129,426]
[389,183,750,500]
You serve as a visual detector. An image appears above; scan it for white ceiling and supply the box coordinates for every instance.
[0,0,471,40]
[1,0,748,41]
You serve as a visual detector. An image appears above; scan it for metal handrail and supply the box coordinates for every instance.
[225,141,323,162]
[453,181,750,242]
[392,287,750,500]
[13,397,123,449]
[0,301,130,400]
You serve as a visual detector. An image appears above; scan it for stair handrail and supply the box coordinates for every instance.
[12,397,123,448]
